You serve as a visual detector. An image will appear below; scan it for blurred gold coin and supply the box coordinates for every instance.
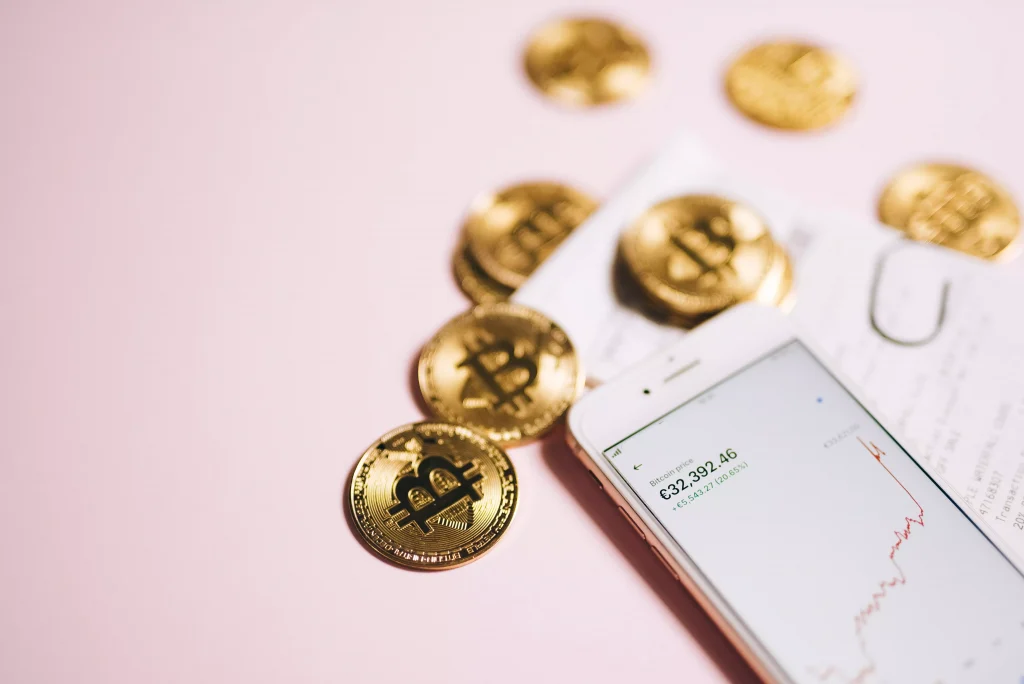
[878,163,1020,260]
[725,41,856,130]
[418,302,582,445]
[620,195,778,318]
[452,241,513,304]
[760,242,796,310]
[646,239,794,328]
[349,422,517,570]
[463,182,597,289]
[524,17,651,107]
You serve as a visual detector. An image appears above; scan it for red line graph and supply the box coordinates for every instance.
[812,437,926,683]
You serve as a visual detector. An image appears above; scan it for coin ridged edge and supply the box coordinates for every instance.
[452,241,514,304]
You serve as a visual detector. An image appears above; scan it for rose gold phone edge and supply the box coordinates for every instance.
[564,424,781,683]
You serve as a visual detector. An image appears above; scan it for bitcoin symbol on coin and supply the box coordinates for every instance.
[388,454,483,534]
[463,182,597,290]
[667,215,737,290]
[523,17,651,107]
[878,163,1021,261]
[906,174,993,243]
[620,195,777,318]
[417,303,583,445]
[458,332,538,415]
[548,22,634,82]
[725,41,857,130]
[496,199,586,274]
[349,422,518,570]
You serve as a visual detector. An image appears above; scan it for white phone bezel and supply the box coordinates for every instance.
[566,302,1024,683]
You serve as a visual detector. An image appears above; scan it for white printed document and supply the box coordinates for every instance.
[514,133,1024,556]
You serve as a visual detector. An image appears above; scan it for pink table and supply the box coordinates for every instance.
[2,2,1022,682]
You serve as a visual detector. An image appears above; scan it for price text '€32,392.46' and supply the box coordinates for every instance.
[659,448,747,508]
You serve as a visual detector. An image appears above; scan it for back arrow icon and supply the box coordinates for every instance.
[633,464,642,470]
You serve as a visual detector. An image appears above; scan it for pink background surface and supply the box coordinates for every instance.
[2,2,1023,682]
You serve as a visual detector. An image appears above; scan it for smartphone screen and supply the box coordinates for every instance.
[602,340,1024,683]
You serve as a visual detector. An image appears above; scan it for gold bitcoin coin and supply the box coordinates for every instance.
[620,195,778,318]
[463,182,597,289]
[523,17,651,107]
[645,243,794,329]
[452,241,514,304]
[725,41,857,130]
[349,422,517,570]
[418,302,582,445]
[878,163,1021,261]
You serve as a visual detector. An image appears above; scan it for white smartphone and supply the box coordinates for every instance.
[566,303,1024,684]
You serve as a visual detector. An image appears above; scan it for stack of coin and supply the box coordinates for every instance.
[454,182,597,303]
[352,14,1024,574]
[878,163,1021,261]
[619,194,794,324]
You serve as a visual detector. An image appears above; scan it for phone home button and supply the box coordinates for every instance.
[617,506,645,540]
